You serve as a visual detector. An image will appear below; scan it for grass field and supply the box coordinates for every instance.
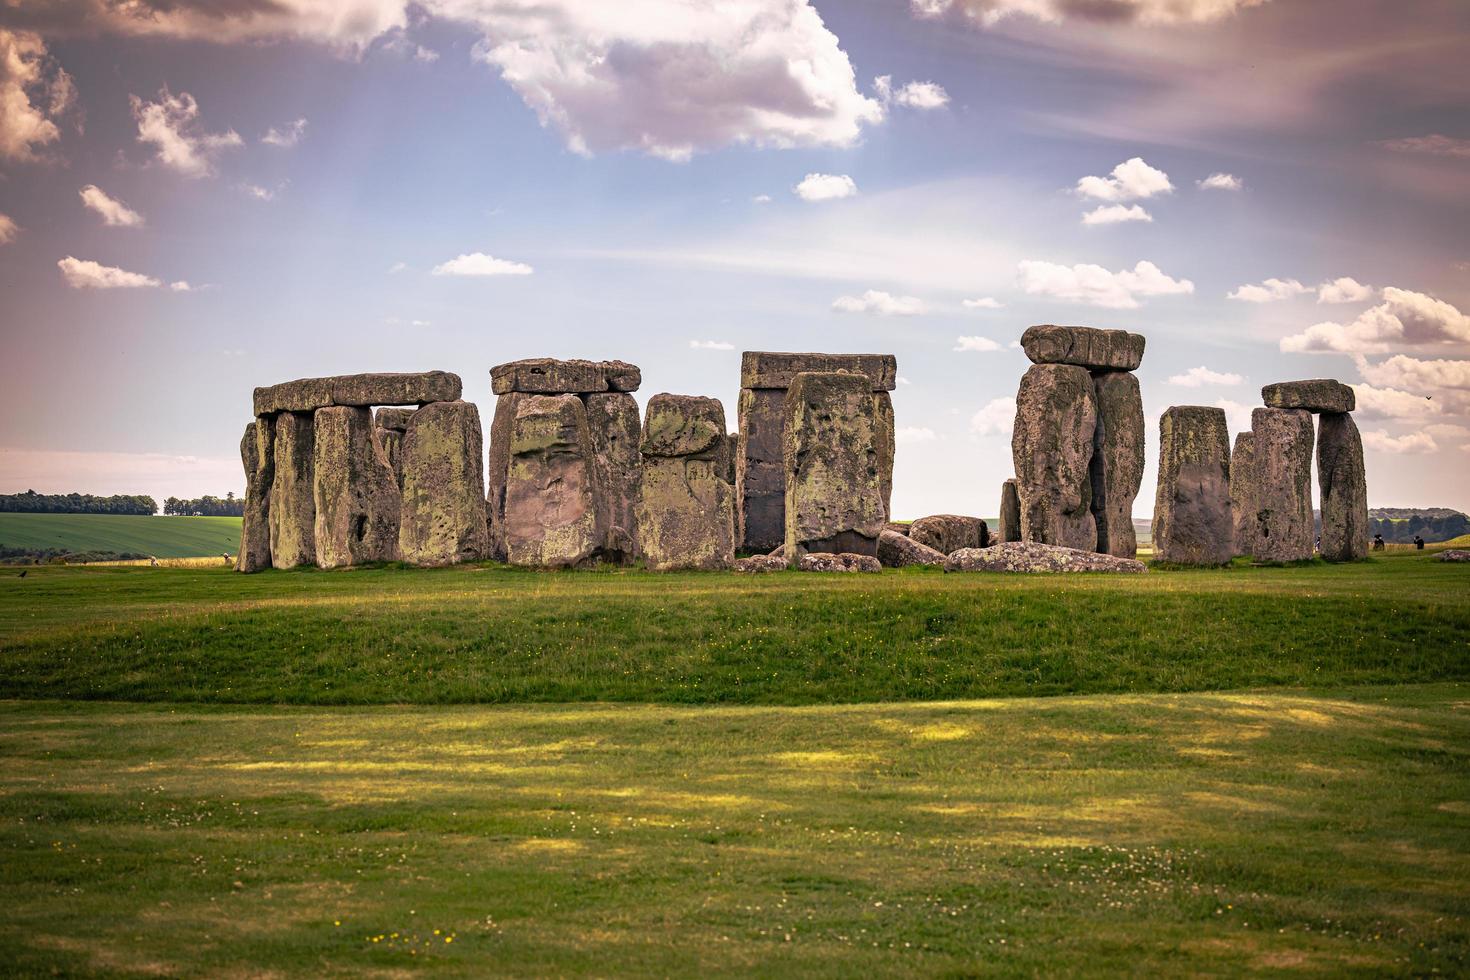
[0,513,241,559]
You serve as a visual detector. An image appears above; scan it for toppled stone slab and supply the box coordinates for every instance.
[490,358,640,395]
[585,393,642,563]
[1012,364,1098,551]
[999,479,1021,543]
[1230,431,1258,557]
[735,554,787,573]
[907,515,988,555]
[878,529,945,567]
[1262,379,1355,414]
[268,411,316,569]
[636,394,734,571]
[398,400,488,566]
[944,541,1147,573]
[1020,325,1145,372]
[741,352,897,391]
[1252,407,1315,562]
[1438,550,1470,562]
[254,372,461,416]
[1317,412,1369,562]
[784,372,887,562]
[1152,406,1233,566]
[236,417,273,573]
[503,394,598,568]
[374,407,415,432]
[1090,370,1145,559]
[313,406,400,568]
[798,552,882,573]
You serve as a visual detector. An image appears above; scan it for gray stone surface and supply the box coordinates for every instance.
[398,400,488,567]
[254,372,461,416]
[636,394,735,571]
[999,479,1021,543]
[485,391,525,562]
[1262,379,1355,414]
[1020,325,1145,371]
[1011,364,1098,551]
[944,541,1147,573]
[585,392,642,563]
[735,554,787,573]
[876,391,895,520]
[736,387,787,552]
[376,428,403,487]
[907,515,988,554]
[374,407,415,432]
[878,529,945,567]
[1151,406,1233,566]
[1317,412,1369,562]
[313,406,400,569]
[798,552,882,573]
[268,411,316,569]
[1090,370,1145,559]
[489,358,641,395]
[1251,407,1315,562]
[503,394,599,568]
[741,352,897,391]
[1230,432,1258,557]
[784,372,887,562]
[1438,550,1470,563]
[236,417,273,573]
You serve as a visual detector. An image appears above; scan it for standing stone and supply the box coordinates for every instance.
[999,478,1021,543]
[1152,406,1232,566]
[1012,364,1098,551]
[908,515,988,554]
[1230,432,1258,557]
[485,391,525,562]
[268,411,316,569]
[374,408,415,432]
[398,400,488,567]
[503,394,599,568]
[875,391,895,519]
[1317,412,1369,562]
[236,417,274,573]
[784,372,887,562]
[585,392,642,564]
[636,394,735,571]
[313,406,401,569]
[1252,407,1315,562]
[736,387,788,552]
[1090,371,1145,559]
[375,428,404,487]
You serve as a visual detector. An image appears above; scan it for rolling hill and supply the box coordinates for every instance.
[0,513,241,559]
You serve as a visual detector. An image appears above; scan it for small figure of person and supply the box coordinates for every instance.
[149,556,159,567]
[1372,533,1385,551]
[1414,535,1425,550]
[222,553,232,567]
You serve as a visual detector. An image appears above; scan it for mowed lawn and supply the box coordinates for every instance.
[0,513,242,558]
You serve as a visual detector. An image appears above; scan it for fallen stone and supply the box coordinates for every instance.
[907,515,988,554]
[236,417,273,573]
[1012,364,1098,551]
[1317,412,1369,562]
[735,387,786,552]
[313,406,400,568]
[741,352,897,391]
[735,554,787,573]
[1229,432,1258,557]
[1251,407,1315,562]
[503,394,598,568]
[1090,370,1145,559]
[374,407,415,432]
[268,411,316,568]
[798,552,882,573]
[1020,325,1145,372]
[944,541,1147,573]
[398,400,489,566]
[878,529,945,567]
[585,392,642,563]
[1151,406,1233,566]
[784,372,887,562]
[489,358,641,395]
[1438,550,1470,562]
[636,394,735,571]
[254,372,461,416]
[1261,379,1355,414]
[999,479,1021,543]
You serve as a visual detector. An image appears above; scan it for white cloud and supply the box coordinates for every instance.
[1349,383,1442,422]
[1281,287,1470,354]
[79,184,144,227]
[0,212,18,244]
[1425,423,1470,440]
[795,173,857,202]
[0,29,75,164]
[1075,157,1172,202]
[831,289,925,315]
[431,252,534,277]
[1353,353,1470,391]
[896,376,912,385]
[1228,277,1310,303]
[131,89,242,178]
[1197,172,1242,191]
[1317,276,1372,304]
[1376,134,1470,159]
[1082,204,1152,225]
[896,426,938,444]
[874,75,949,109]
[970,396,1016,437]
[411,319,431,327]
[1213,398,1255,435]
[963,297,1003,309]
[1361,429,1438,455]
[953,335,1001,352]
[1017,259,1193,309]
[911,0,1268,25]
[388,261,408,274]
[240,183,277,201]
[1166,366,1244,387]
[57,256,161,289]
[751,194,772,204]
[262,117,307,147]
[689,340,735,350]
[169,280,194,292]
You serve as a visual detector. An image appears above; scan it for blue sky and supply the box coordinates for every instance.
[1,0,1467,517]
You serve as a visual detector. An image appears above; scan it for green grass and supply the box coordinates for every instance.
[0,513,241,558]
[1,552,1467,705]
[1441,533,1470,548]
[0,687,1464,975]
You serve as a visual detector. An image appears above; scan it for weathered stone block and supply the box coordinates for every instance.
[1251,407,1315,562]
[784,372,887,562]
[1317,412,1369,562]
[1020,325,1145,371]
[253,372,461,415]
[999,479,1021,543]
[944,541,1147,573]
[376,428,403,487]
[1230,432,1257,557]
[398,400,488,567]
[1261,379,1355,414]
[875,391,895,520]
[736,387,787,552]
[489,358,641,395]
[313,406,401,569]
[236,417,273,573]
[878,529,945,567]
[485,391,525,562]
[374,407,415,432]
[585,393,642,563]
[741,352,897,391]
[1151,406,1232,566]
[798,553,882,573]
[268,411,316,568]
[1090,370,1145,559]
[735,554,787,573]
[503,394,598,568]
[1012,364,1098,551]
[636,394,735,571]
[908,515,988,554]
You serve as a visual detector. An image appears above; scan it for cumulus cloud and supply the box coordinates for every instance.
[1075,157,1172,202]
[388,261,408,274]
[795,173,857,202]
[831,289,924,315]
[1166,366,1244,387]
[1016,259,1193,309]
[954,336,1001,352]
[0,29,75,163]
[1349,383,1442,422]
[1361,429,1437,455]
[169,280,195,291]
[896,426,938,444]
[240,183,276,201]
[911,0,1269,25]
[874,75,949,109]
[1280,288,1470,354]
[79,185,144,227]
[262,117,307,147]
[689,339,735,350]
[1197,172,1243,190]
[1228,277,1309,303]
[1082,204,1152,225]
[0,212,17,244]
[970,396,1016,437]
[1213,398,1255,434]
[1353,353,1470,392]
[57,256,161,289]
[1317,276,1372,304]
[751,194,772,204]
[431,252,534,276]
[963,297,1003,309]
[1376,134,1470,159]
[131,89,242,178]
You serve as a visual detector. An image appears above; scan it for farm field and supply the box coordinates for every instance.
[0,513,241,559]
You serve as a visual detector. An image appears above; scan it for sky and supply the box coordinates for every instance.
[0,0,1467,519]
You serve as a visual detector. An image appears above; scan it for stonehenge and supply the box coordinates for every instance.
[313,406,400,569]
[878,529,946,567]
[268,410,317,569]
[998,479,1021,543]
[1090,371,1145,559]
[1317,412,1369,562]
[1012,363,1099,551]
[502,394,600,568]
[398,400,488,567]
[1250,407,1315,562]
[907,515,988,555]
[236,418,273,573]
[1151,406,1233,566]
[636,394,736,570]
[945,542,1146,574]
[1229,432,1257,557]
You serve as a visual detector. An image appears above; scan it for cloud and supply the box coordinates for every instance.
[1166,366,1244,387]
[1361,429,1437,455]
[831,289,924,315]
[131,89,242,178]
[1353,353,1470,392]
[239,183,278,201]
[795,173,857,202]
[262,117,307,147]
[1376,135,1470,159]
[911,0,1269,25]
[953,336,1001,352]
[388,261,408,274]
[1213,398,1255,434]
[169,280,194,292]
[1227,278,1309,303]
[0,29,75,163]
[1281,288,1470,354]
[874,75,949,109]
[689,340,735,350]
[1075,157,1172,202]
[1017,259,1193,309]
[1082,204,1152,225]
[57,256,161,289]
[751,194,772,204]
[431,252,534,277]
[1425,423,1470,440]
[1317,276,1372,304]
[1197,172,1243,191]
[896,426,938,444]
[970,396,1016,437]
[79,185,144,227]
[0,212,17,244]
[897,376,912,385]
[1349,383,1442,422]
[963,297,1003,309]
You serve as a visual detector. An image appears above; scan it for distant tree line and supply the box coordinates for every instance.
[0,490,157,515]
[1369,511,1470,543]
[162,494,244,517]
